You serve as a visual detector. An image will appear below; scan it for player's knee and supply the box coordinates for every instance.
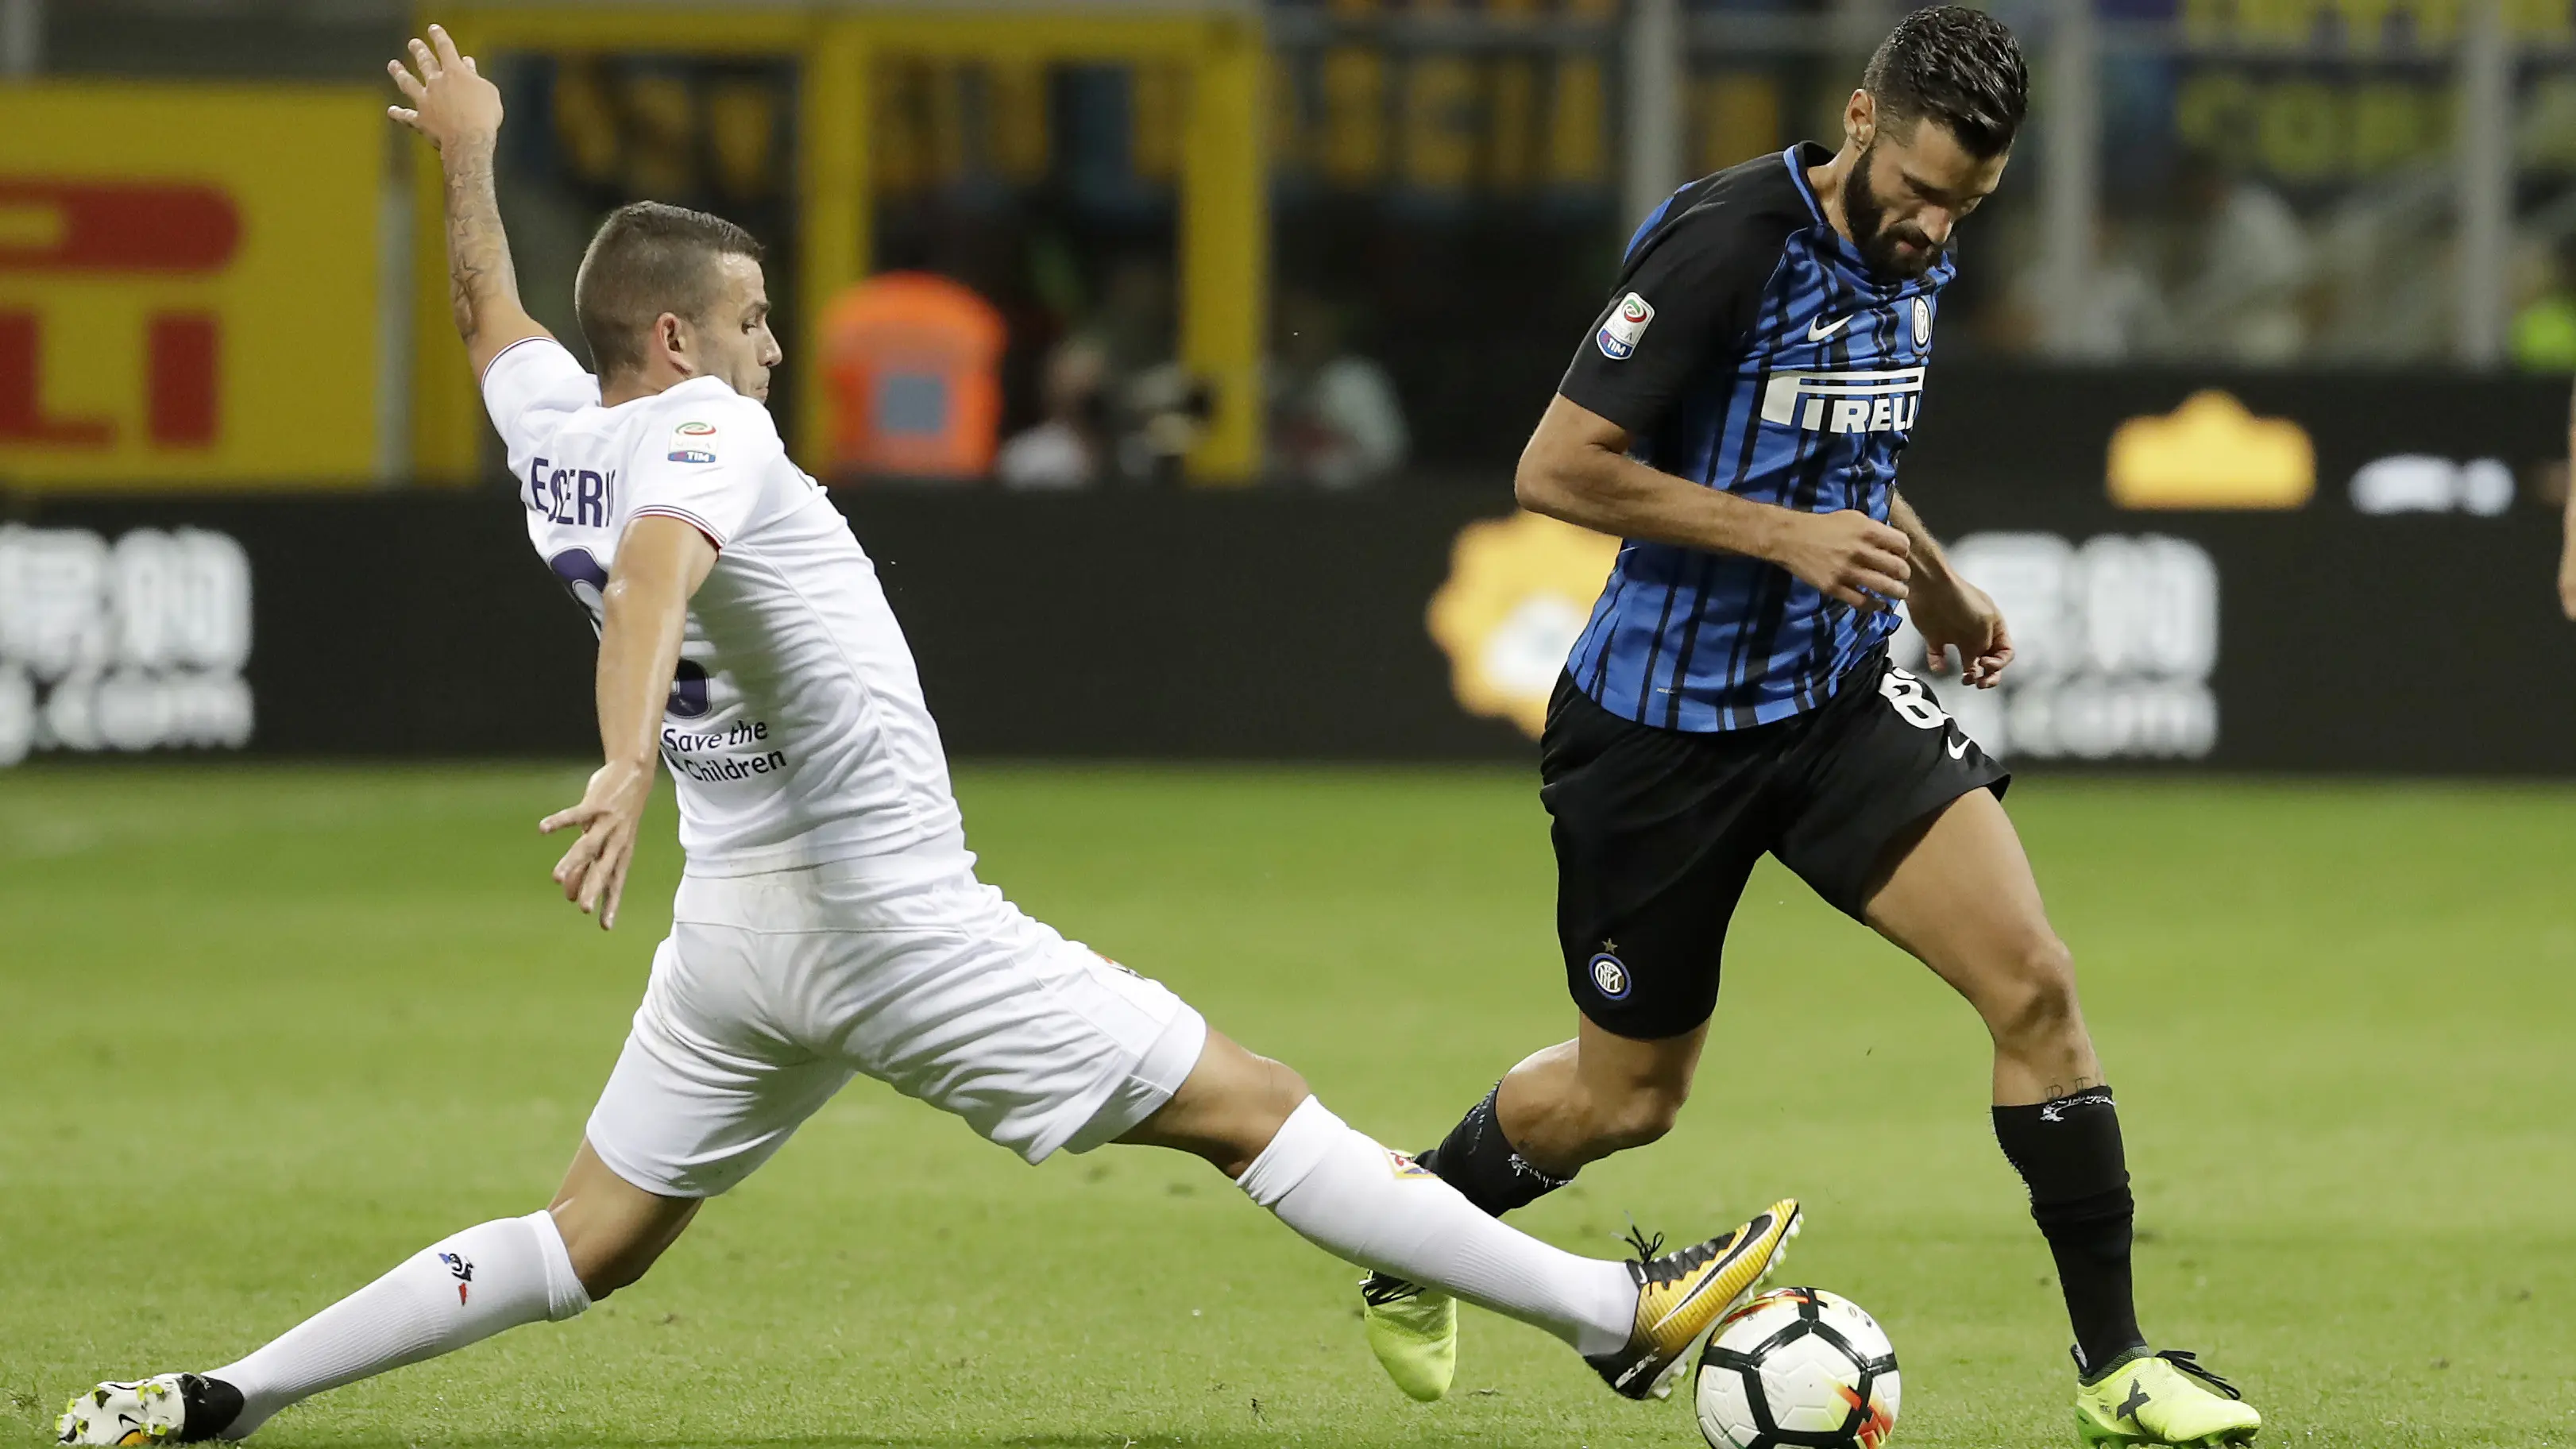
[1586,1080,1690,1152]
[550,1198,691,1303]
[1253,1053,1313,1122]
[1123,1037,1311,1177]
[1983,934,2080,1049]
[1192,1055,1310,1179]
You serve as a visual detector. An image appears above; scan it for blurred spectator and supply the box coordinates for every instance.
[1268,289,1408,489]
[816,271,1006,481]
[995,338,1111,489]
[2157,150,2313,365]
[2512,235,2576,373]
[1083,253,1177,388]
[1056,253,1220,485]
[1116,361,1216,485]
[1987,217,2165,361]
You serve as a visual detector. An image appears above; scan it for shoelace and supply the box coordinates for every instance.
[1620,1218,1726,1287]
[2154,1350,2246,1401]
[1620,1218,1665,1263]
[1360,1271,1423,1307]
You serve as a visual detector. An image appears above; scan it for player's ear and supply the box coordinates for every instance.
[1846,90,1875,150]
[652,311,693,376]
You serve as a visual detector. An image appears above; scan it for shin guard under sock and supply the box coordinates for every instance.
[1994,1087,2146,1376]
[1417,1084,1574,1219]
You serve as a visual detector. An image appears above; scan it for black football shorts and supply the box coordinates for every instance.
[1541,647,2009,1040]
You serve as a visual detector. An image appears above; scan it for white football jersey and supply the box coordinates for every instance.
[481,337,966,876]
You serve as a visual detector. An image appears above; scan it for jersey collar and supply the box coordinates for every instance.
[1782,141,1956,295]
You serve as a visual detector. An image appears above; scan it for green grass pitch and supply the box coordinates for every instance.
[6,764,2572,1449]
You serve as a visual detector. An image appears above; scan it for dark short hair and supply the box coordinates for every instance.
[1862,6,2030,159]
[574,201,763,378]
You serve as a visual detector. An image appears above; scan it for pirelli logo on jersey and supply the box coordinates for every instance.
[1759,367,1926,435]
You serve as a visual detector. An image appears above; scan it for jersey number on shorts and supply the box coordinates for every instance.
[549,547,712,719]
[1878,667,1952,730]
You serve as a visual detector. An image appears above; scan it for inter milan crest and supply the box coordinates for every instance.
[1587,949,1632,1000]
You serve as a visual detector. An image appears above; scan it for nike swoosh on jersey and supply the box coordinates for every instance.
[1806,314,1853,341]
[1946,735,1972,759]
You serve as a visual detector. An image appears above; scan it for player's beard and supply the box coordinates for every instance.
[1844,142,1945,280]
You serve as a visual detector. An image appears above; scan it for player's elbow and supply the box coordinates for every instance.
[597,574,645,627]
[1512,460,1558,516]
[1512,444,1583,520]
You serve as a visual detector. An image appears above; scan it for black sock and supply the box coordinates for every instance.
[1993,1086,2146,1378]
[1417,1084,1574,1219]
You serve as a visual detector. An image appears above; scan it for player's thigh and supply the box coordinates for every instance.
[803,876,1208,1167]
[1539,674,1775,1041]
[583,927,857,1203]
[1118,1027,1309,1177]
[1771,651,2014,937]
[1856,786,2073,1025]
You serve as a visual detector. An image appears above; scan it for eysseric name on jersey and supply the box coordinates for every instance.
[1556,143,1952,734]
[479,336,967,877]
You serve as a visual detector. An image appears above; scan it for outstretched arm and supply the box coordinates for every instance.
[1889,491,2012,688]
[388,24,550,378]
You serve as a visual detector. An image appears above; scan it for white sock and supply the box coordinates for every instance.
[1237,1096,1634,1357]
[209,1210,589,1439]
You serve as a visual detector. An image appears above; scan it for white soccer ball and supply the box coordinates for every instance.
[1694,1286,1900,1449]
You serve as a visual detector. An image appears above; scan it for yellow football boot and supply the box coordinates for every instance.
[1359,1270,1458,1402]
[1586,1198,1802,1400]
[2074,1349,2262,1447]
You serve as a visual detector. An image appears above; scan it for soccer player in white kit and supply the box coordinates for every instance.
[56,29,1799,1445]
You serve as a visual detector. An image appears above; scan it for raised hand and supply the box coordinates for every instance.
[386,24,503,155]
[386,21,547,371]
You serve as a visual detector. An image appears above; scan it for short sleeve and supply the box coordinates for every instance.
[1557,206,1786,437]
[479,336,597,457]
[624,392,784,550]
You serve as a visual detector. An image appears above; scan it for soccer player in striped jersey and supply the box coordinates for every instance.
[1358,10,2262,1447]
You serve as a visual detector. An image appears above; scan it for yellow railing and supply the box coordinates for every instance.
[416,2,1266,485]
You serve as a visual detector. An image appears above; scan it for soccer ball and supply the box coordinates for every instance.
[1694,1286,1900,1449]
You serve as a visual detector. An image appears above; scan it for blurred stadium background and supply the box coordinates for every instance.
[6,5,2576,1447]
[3,0,2576,770]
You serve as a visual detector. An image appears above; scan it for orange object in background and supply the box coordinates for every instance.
[816,272,1005,480]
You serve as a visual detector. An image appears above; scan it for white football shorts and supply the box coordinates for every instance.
[584,856,1208,1198]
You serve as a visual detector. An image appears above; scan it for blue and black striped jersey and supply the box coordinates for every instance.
[1558,142,1953,732]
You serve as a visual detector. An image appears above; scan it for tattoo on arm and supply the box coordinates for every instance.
[441,144,522,346]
